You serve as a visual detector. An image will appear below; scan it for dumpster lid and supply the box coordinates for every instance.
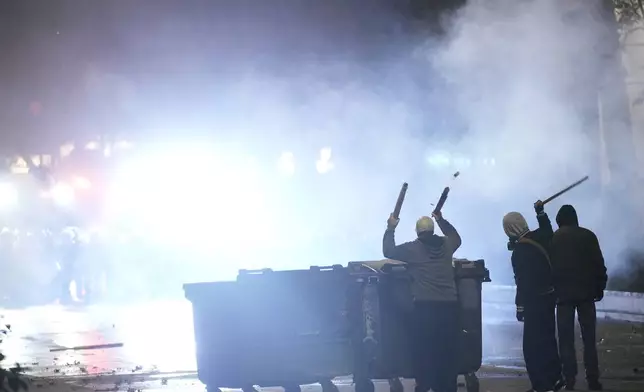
[348,259,406,272]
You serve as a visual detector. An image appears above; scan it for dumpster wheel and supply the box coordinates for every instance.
[355,379,375,392]
[465,373,479,392]
[320,379,339,392]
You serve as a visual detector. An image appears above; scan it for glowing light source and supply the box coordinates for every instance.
[105,146,272,248]
[316,147,334,174]
[115,140,133,149]
[73,176,91,190]
[0,183,18,210]
[454,157,472,168]
[278,152,295,176]
[51,182,75,206]
[60,143,75,157]
[427,152,451,168]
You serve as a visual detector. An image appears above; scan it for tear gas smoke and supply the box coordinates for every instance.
[430,0,636,358]
[48,1,639,298]
[430,0,639,282]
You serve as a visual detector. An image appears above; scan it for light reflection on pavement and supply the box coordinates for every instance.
[1,300,196,376]
[1,300,644,391]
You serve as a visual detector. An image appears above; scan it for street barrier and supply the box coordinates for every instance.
[483,285,644,322]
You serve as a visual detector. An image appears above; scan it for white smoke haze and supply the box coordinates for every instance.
[429,0,638,279]
[58,1,640,297]
[430,0,619,357]
[433,0,596,194]
[183,1,622,277]
[230,0,623,276]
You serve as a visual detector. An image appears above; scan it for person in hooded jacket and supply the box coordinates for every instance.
[503,201,564,392]
[383,210,461,392]
[551,205,607,391]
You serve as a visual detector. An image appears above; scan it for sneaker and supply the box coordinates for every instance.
[587,380,603,391]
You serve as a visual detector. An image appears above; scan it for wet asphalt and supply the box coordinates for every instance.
[1,300,643,391]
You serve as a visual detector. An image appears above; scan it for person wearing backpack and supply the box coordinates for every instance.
[503,201,565,392]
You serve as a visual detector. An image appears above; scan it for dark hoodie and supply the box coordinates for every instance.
[511,211,556,309]
[383,218,461,302]
[551,205,608,303]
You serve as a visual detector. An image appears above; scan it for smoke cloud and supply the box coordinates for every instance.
[34,0,638,298]
[116,0,635,283]
[428,0,641,282]
[425,0,609,277]
[182,0,628,281]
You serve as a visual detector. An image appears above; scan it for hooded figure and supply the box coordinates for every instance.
[551,205,606,391]
[503,211,530,239]
[503,202,564,392]
[384,211,461,392]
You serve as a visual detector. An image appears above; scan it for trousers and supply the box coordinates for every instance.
[412,301,459,392]
[523,293,562,392]
[556,301,599,382]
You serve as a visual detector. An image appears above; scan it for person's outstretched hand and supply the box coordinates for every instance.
[387,214,399,230]
[594,291,604,302]
[534,200,544,215]
[516,306,525,322]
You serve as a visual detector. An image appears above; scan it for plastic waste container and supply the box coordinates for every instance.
[184,265,352,392]
[348,258,491,392]
[453,258,492,392]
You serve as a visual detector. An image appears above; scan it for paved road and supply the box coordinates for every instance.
[2,301,644,391]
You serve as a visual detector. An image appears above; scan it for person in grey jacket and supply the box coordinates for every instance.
[383,210,461,392]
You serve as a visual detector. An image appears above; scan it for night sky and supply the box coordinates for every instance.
[0,0,461,151]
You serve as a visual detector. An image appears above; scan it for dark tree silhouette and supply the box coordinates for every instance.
[613,0,644,26]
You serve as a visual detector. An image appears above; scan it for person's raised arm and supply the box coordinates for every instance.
[432,211,462,253]
[383,214,403,260]
[534,200,553,244]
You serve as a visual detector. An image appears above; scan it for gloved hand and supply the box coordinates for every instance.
[516,306,525,322]
[387,214,400,230]
[431,210,443,221]
[594,290,604,302]
[534,200,545,215]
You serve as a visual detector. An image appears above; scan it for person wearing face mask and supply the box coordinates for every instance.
[383,210,461,392]
[551,204,607,391]
[503,201,564,392]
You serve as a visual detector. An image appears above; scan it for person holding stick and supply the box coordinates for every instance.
[383,208,461,392]
[502,201,564,392]
[551,205,607,391]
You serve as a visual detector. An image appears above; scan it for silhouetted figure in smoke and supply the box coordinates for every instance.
[383,211,461,392]
[25,157,54,187]
[503,201,564,392]
[56,228,80,304]
[551,205,607,391]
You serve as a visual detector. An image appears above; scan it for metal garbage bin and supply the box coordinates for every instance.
[348,258,491,392]
[453,258,492,392]
[183,265,353,392]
